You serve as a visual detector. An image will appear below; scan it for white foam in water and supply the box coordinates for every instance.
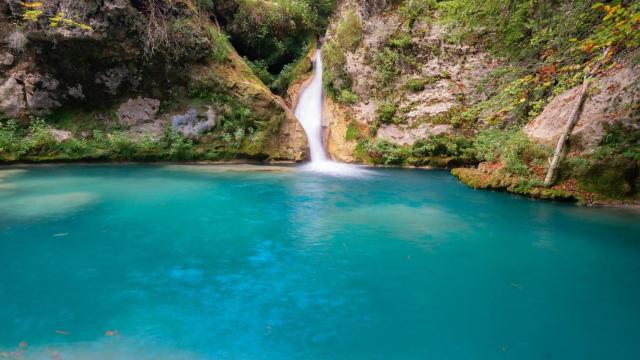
[294,49,370,177]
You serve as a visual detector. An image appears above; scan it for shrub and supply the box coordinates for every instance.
[337,89,359,104]
[472,129,503,162]
[246,58,277,86]
[412,134,473,159]
[388,33,413,50]
[323,40,351,98]
[374,47,402,86]
[169,136,194,161]
[0,120,23,160]
[108,132,138,160]
[439,0,598,61]
[471,129,549,176]
[345,121,360,141]
[399,0,436,28]
[335,9,363,51]
[209,27,231,63]
[404,78,428,92]
[57,138,90,159]
[365,140,408,165]
[376,102,398,124]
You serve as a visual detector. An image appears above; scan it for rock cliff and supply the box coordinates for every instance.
[0,0,307,161]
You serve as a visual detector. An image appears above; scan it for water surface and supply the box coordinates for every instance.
[1,165,639,359]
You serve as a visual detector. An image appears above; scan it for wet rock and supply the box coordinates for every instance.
[116,97,161,127]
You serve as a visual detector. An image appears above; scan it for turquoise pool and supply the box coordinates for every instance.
[0,165,639,359]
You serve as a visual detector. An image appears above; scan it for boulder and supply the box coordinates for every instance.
[116,97,161,127]
[0,52,14,67]
[171,107,217,138]
[23,73,61,114]
[50,128,73,142]
[0,76,26,117]
[525,63,640,153]
[0,71,61,116]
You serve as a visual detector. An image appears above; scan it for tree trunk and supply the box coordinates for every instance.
[543,76,590,187]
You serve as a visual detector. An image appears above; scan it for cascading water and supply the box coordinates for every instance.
[295,49,328,163]
[295,49,369,176]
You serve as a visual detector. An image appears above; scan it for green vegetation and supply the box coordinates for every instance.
[363,140,408,165]
[435,1,640,129]
[472,129,549,176]
[561,124,640,198]
[323,39,352,101]
[215,0,336,93]
[335,9,364,51]
[322,8,363,102]
[373,32,419,89]
[246,39,315,93]
[439,0,599,61]
[376,102,399,125]
[0,118,193,162]
[188,86,273,155]
[399,0,436,28]
[404,78,429,92]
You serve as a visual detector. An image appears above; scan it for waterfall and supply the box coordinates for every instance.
[294,49,369,177]
[295,49,328,163]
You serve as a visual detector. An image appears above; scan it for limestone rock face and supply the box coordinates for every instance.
[0,71,60,116]
[321,0,495,157]
[191,50,308,161]
[171,107,217,139]
[23,72,61,114]
[525,63,640,153]
[377,123,454,146]
[95,66,131,95]
[324,96,357,163]
[0,52,14,67]
[0,76,25,117]
[116,97,161,127]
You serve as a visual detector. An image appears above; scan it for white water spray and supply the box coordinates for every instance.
[295,49,369,177]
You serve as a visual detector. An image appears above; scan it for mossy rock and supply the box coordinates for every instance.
[451,167,577,202]
[579,157,639,199]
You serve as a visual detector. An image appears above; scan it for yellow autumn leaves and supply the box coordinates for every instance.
[18,1,92,31]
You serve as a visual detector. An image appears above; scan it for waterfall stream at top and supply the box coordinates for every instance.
[294,49,369,177]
